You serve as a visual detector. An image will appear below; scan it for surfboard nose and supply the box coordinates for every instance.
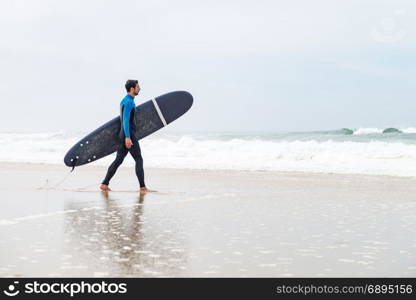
[155,91,193,124]
[175,91,194,109]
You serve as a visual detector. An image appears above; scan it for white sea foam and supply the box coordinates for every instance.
[2,131,416,177]
[402,127,416,134]
[353,128,383,135]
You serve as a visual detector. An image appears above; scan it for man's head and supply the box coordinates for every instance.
[125,79,140,96]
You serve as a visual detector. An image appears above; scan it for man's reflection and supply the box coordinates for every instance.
[63,192,187,276]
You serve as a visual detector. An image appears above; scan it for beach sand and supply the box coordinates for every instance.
[0,162,415,277]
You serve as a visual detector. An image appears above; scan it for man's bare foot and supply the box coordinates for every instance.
[100,184,111,191]
[139,187,157,194]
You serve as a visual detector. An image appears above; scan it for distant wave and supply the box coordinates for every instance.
[320,128,382,135]
[335,128,354,135]
[325,127,415,135]
[2,132,416,177]
[382,128,402,134]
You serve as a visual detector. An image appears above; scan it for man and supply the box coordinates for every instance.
[100,80,150,194]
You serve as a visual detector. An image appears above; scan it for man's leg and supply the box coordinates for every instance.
[128,140,145,188]
[101,146,129,186]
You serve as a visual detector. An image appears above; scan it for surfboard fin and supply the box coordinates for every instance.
[70,157,78,172]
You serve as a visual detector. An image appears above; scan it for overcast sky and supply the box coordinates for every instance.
[0,0,415,133]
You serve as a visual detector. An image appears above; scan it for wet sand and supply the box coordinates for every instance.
[0,162,415,277]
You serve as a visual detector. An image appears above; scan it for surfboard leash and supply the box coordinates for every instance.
[38,168,74,191]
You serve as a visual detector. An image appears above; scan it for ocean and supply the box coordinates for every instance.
[2,127,416,177]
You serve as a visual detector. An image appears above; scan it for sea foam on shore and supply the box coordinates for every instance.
[2,129,416,177]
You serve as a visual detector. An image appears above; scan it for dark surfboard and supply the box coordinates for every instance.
[64,91,193,168]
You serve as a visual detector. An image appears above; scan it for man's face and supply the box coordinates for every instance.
[133,84,140,96]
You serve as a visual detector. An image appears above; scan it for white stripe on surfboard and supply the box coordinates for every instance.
[152,98,167,126]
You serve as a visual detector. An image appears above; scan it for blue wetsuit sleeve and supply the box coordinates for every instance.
[123,101,134,138]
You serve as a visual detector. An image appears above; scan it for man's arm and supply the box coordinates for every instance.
[123,101,134,138]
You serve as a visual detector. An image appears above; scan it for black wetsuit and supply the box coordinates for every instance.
[101,94,145,187]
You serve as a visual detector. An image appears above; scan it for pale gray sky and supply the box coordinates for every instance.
[0,0,415,133]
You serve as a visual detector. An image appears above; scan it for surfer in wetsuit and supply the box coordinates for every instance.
[100,80,151,194]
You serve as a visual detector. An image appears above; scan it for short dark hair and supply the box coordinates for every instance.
[125,79,138,92]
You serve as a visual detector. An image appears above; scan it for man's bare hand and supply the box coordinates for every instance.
[125,137,133,149]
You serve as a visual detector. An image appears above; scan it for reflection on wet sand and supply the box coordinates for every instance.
[63,192,189,277]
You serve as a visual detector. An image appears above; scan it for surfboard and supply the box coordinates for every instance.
[64,91,193,169]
